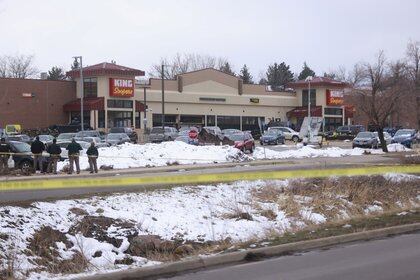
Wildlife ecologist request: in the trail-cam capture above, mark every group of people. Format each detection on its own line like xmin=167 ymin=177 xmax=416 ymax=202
xmin=0 ymin=137 xmax=100 ymax=175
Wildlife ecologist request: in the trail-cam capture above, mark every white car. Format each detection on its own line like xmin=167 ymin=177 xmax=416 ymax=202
xmin=268 ymin=127 xmax=300 ymax=142
xmin=373 ymin=131 xmax=392 ymax=146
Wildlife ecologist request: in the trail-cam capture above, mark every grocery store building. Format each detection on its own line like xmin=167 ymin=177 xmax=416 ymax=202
xmin=0 ymin=62 xmax=353 ymax=133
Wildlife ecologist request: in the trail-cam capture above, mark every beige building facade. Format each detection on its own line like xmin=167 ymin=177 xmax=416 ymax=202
xmin=137 ymin=68 xmax=298 ymax=131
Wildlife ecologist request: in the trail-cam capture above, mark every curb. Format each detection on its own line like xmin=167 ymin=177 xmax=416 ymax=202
xmin=76 ymin=222 xmax=420 ymax=280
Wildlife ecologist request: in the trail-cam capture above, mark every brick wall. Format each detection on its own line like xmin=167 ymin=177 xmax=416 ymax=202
xmin=0 ymin=78 xmax=76 ymax=129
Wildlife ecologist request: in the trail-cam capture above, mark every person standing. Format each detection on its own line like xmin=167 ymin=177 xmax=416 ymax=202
xmin=66 ymin=139 xmax=83 ymax=174
xmin=0 ymin=138 xmax=11 ymax=175
xmin=31 ymin=136 xmax=45 ymax=173
xmin=47 ymin=138 xmax=62 ymax=174
xmin=86 ymin=142 xmax=99 ymax=174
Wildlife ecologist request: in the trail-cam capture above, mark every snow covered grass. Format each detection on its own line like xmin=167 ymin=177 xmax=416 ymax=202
xmin=56 ymin=142 xmax=410 ymax=172
xmin=0 ymin=174 xmax=419 ymax=279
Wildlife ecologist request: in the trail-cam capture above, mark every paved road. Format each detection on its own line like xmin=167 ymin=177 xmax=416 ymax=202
xmin=0 ymin=153 xmax=399 ymax=204
xmin=168 ymin=233 xmax=420 ymax=280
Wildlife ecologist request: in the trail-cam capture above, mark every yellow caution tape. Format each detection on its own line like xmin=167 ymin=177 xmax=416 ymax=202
xmin=0 ymin=165 xmax=419 ymax=192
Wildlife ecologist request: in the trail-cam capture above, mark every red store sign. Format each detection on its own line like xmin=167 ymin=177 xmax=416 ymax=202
xmin=326 ymin=89 xmax=344 ymax=106
xmin=109 ymin=78 xmax=134 ymax=97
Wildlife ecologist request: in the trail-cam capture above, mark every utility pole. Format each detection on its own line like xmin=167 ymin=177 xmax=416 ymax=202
xmin=73 ymin=56 xmax=84 ymax=134
xmin=306 ymin=76 xmax=313 ymax=141
xmin=161 ymin=64 xmax=165 ymax=129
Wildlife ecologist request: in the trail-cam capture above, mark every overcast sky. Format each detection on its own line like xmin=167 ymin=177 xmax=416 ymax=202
xmin=0 ymin=0 xmax=419 ymax=79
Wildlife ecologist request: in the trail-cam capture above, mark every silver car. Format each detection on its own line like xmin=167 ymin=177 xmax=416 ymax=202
xmin=352 ymin=132 xmax=379 ymax=149
xmin=149 ymin=127 xmax=178 ymax=143
xmin=373 ymin=132 xmax=392 ymax=146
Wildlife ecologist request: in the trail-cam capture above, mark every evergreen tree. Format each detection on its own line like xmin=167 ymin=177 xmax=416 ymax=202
xmin=239 ymin=64 xmax=253 ymax=84
xmin=219 ymin=62 xmax=235 ymax=76
xmin=47 ymin=66 xmax=66 ymax=80
xmin=298 ymin=62 xmax=316 ymax=80
xmin=323 ymin=72 xmax=336 ymax=79
xmin=265 ymin=62 xmax=294 ymax=90
xmin=71 ymin=58 xmax=80 ymax=70
xmin=258 ymin=78 xmax=268 ymax=85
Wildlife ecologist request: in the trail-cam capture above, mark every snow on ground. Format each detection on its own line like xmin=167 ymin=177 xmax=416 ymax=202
xmin=56 ymin=142 xmax=410 ymax=172
xmin=1 ymin=175 xmax=418 ymax=279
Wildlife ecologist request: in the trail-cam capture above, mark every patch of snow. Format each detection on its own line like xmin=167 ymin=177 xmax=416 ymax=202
xmin=254 ymin=146 xmax=364 ymax=160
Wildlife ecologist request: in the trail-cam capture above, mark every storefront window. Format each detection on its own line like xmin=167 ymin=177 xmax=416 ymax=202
xmin=152 ymin=114 xmax=177 ymax=127
xmin=242 ymin=116 xmax=263 ymax=131
xmin=83 ymin=78 xmax=97 ymax=98
xmin=180 ymin=115 xmax=204 ymax=126
xmin=217 ymin=115 xmax=240 ymax=130
xmin=107 ymin=100 xmax=133 ymax=108
xmin=324 ymin=108 xmax=343 ymax=115
xmin=98 ymin=111 xmax=105 ymax=128
xmin=206 ymin=115 xmax=215 ymax=126
xmin=108 ymin=111 xmax=133 ymax=128
xmin=302 ymin=89 xmax=316 ymax=107
xmin=324 ymin=117 xmax=343 ymax=131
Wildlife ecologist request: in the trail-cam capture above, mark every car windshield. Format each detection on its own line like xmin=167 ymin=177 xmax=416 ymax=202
xmin=266 ymin=130 xmax=280 ymax=136
xmin=57 ymin=133 xmax=75 ymax=140
xmin=151 ymin=128 xmax=164 ymax=134
xmin=228 ymin=134 xmax=245 ymax=141
xmin=357 ymin=132 xmax=373 ymax=138
xmin=12 ymin=141 xmax=31 ymax=153
xmin=110 ymin=128 xmax=125 ymax=133
xmin=76 ymin=131 xmax=96 ymax=137
xmin=394 ymin=129 xmax=414 ymax=136
xmin=107 ymin=133 xmax=126 ymax=140
xmin=39 ymin=135 xmax=52 ymax=141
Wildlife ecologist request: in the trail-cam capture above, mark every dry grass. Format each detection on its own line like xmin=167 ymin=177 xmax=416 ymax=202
xmin=401 ymin=154 xmax=420 ymax=165
xmin=252 ymin=175 xmax=420 ymax=221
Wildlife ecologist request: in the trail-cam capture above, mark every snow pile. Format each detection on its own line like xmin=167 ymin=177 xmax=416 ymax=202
xmin=253 ymin=146 xmax=365 ymax=160
xmin=57 ymin=142 xmax=249 ymax=171
xmin=387 ymin=143 xmax=410 ymax=152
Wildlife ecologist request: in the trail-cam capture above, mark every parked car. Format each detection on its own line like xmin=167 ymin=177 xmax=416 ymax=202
xmin=74 ymin=130 xmax=102 ymax=142
xmin=49 ymin=123 xmax=92 ymax=134
xmin=352 ymin=132 xmax=378 ymax=149
xmin=337 ymin=125 xmax=365 ymax=136
xmin=8 ymin=141 xmax=49 ymax=172
xmin=37 ymin=134 xmax=54 ymax=145
xmin=6 ymin=134 xmax=32 ymax=144
xmin=109 ymin=127 xmax=137 ymax=143
xmin=57 ymin=132 xmax=76 ymax=142
xmin=222 ymin=129 xmax=242 ymax=137
xmin=149 ymin=127 xmax=178 ymax=143
xmin=373 ymin=131 xmax=392 ymax=147
xmin=391 ymin=129 xmax=417 ymax=148
xmin=260 ymin=130 xmax=285 ymax=145
xmin=228 ymin=132 xmax=255 ymax=153
xmin=106 ymin=133 xmax=131 ymax=146
xmin=268 ymin=127 xmax=300 ymax=142
xmin=202 ymin=126 xmax=223 ymax=140
xmin=57 ymin=140 xmax=90 ymax=159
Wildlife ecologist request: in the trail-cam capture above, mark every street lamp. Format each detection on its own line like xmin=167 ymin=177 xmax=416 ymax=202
xmin=73 ymin=56 xmax=84 ymax=134
xmin=305 ymin=75 xmax=313 ymax=141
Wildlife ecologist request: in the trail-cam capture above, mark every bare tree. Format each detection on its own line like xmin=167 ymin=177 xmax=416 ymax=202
xmin=406 ymin=40 xmax=420 ymax=129
xmin=2 ymin=54 xmax=38 ymax=79
xmin=149 ymin=53 xmax=230 ymax=79
xmin=0 ymin=56 xmax=7 ymax=78
xmin=350 ymin=51 xmax=410 ymax=152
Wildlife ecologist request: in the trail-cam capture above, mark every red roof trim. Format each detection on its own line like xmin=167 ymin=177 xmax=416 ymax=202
xmin=66 ymin=62 xmax=145 ymax=78
xmin=63 ymin=97 xmax=105 ymax=112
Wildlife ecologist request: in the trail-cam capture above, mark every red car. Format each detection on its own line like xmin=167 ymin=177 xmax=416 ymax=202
xmin=228 ymin=132 xmax=255 ymax=153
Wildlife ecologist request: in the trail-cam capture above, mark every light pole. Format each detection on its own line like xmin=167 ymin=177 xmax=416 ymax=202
xmin=73 ymin=56 xmax=84 ymax=134
xmin=305 ymin=76 xmax=313 ymax=141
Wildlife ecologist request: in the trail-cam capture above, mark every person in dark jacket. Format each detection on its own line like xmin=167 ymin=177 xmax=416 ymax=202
xmin=31 ymin=136 xmax=45 ymax=173
xmin=86 ymin=142 xmax=99 ymax=173
xmin=0 ymin=138 xmax=11 ymax=174
xmin=47 ymin=138 xmax=62 ymax=174
xmin=66 ymin=138 xmax=83 ymax=174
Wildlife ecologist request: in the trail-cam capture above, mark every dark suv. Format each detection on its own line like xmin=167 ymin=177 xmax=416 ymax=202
xmin=109 ymin=127 xmax=138 ymax=143
xmin=8 ymin=141 xmax=49 ymax=172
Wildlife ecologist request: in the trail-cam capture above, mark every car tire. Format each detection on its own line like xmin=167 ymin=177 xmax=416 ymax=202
xmin=20 ymin=160 xmax=32 ymax=173
xmin=292 ymin=136 xmax=299 ymax=143
xmin=276 ymin=139 xmax=281 ymax=145
xmin=249 ymin=145 xmax=255 ymax=153
xmin=167 ymin=137 xmax=172 ymax=141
